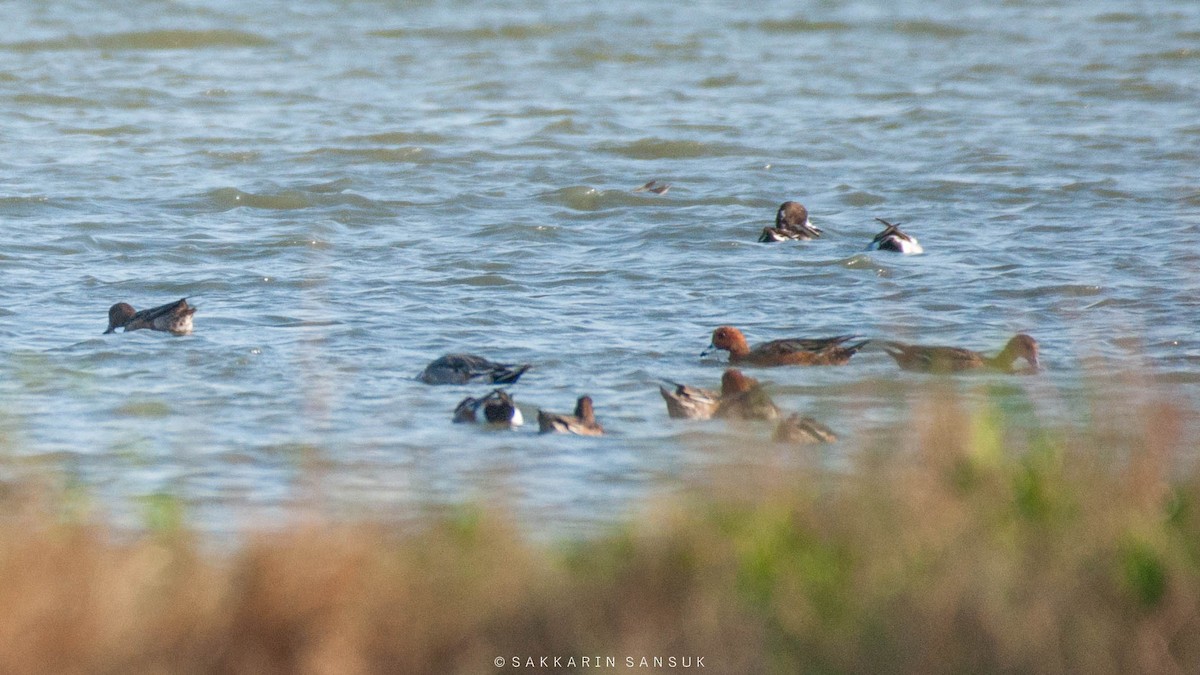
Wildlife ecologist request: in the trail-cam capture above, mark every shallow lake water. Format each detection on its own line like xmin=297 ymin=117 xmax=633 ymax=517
xmin=2 ymin=0 xmax=1198 ymax=535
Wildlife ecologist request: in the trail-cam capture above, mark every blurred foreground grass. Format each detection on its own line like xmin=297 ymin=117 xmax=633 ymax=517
xmin=0 ymin=384 xmax=1198 ymax=674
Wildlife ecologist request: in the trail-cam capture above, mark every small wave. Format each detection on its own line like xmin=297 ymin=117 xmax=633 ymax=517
xmin=3 ymin=29 xmax=272 ymax=52
xmin=996 ymin=284 xmax=1104 ymax=300
xmin=837 ymin=189 xmax=887 ymax=207
xmin=698 ymin=74 xmax=749 ymax=89
xmin=597 ymin=137 xmax=752 ymax=160
xmin=344 ymin=131 xmax=450 ymax=145
xmin=539 ymin=185 xmax=677 ymax=212
xmin=114 ymin=400 xmax=173 ymax=418
xmin=1144 ymin=48 xmax=1199 ymax=62
xmin=1090 ymin=78 xmax=1189 ymax=103
xmin=370 ymin=22 xmax=569 ymax=41
xmin=563 ymin=45 xmax=656 ymax=64
xmin=61 ymin=125 xmax=146 ymax=137
xmin=890 ymin=20 xmax=973 ymax=39
xmin=1093 ymin=12 xmax=1143 ymax=24
xmin=304 ymin=147 xmax=432 ymax=163
xmin=202 ymin=150 xmax=262 ymax=162
xmin=840 ymin=254 xmax=891 ymax=276
xmin=12 ymin=93 xmax=94 ymax=107
xmin=201 ymin=187 xmax=383 ymax=212
xmin=455 ymin=274 xmax=520 ymax=288
xmin=748 ymin=18 xmax=852 ymax=33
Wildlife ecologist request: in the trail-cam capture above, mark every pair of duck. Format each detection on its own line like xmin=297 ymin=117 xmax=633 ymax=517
xmin=759 ymin=201 xmax=924 ymax=255
xmin=660 ymin=368 xmax=838 ymax=445
xmin=452 ymin=388 xmax=603 ymax=436
xmin=704 ymin=326 xmax=1040 ymax=374
xmin=423 ymin=354 xmax=603 ymax=436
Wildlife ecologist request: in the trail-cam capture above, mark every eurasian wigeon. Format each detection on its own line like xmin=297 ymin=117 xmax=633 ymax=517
xmin=537 ymin=396 xmax=604 ymax=436
xmin=880 ymin=334 xmax=1040 ymax=373
xmin=104 ymin=298 xmax=196 ymax=336
xmin=867 ymin=218 xmax=923 ymax=254
xmin=418 ymin=354 xmax=531 ymax=385
xmin=772 ymin=413 xmax=838 ymax=444
xmin=453 ymin=389 xmax=524 ymax=426
xmin=759 ymin=201 xmax=822 ymax=242
xmin=659 ymin=380 xmax=721 ymax=420
xmin=702 ymin=326 xmax=867 ymax=366
xmin=714 ymin=369 xmax=780 ymax=421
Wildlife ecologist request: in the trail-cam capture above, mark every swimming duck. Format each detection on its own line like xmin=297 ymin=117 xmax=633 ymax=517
xmin=714 ymin=369 xmax=780 ymax=421
xmin=867 ymin=218 xmax=923 ymax=254
xmin=538 ymin=396 xmax=604 ymax=436
xmin=702 ymin=326 xmax=867 ymax=366
xmin=453 ymin=389 xmax=524 ymax=426
xmin=104 ymin=298 xmax=196 ymax=335
xmin=758 ymin=201 xmax=822 ymax=242
xmin=772 ymin=413 xmax=838 ymax=444
xmin=659 ymin=380 xmax=721 ymax=420
xmin=880 ymin=334 xmax=1040 ymax=373
xmin=418 ymin=354 xmax=531 ymax=385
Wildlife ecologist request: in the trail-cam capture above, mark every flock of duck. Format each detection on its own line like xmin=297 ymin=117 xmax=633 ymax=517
xmin=103 ymin=201 xmax=1040 ymax=444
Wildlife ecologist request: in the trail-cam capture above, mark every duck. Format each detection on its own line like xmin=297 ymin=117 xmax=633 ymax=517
xmin=867 ymin=218 xmax=923 ymax=254
xmin=418 ymin=354 xmax=531 ymax=385
xmin=702 ymin=326 xmax=867 ymax=366
xmin=714 ymin=369 xmax=780 ymax=421
xmin=104 ymin=298 xmax=196 ymax=335
xmin=453 ymin=389 xmax=523 ymax=426
xmin=659 ymin=379 xmax=721 ymax=420
xmin=879 ymin=334 xmax=1040 ymax=373
xmin=537 ymin=396 xmax=604 ymax=436
xmin=758 ymin=201 xmax=822 ymax=242
xmin=772 ymin=413 xmax=838 ymax=444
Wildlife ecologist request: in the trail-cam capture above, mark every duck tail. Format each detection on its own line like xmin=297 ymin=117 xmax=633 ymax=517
xmin=494 ymin=364 xmax=532 ymax=385
xmin=844 ymin=339 xmax=871 ymax=355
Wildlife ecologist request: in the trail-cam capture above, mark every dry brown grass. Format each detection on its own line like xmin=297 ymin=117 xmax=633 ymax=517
xmin=0 ymin=385 xmax=1198 ymax=674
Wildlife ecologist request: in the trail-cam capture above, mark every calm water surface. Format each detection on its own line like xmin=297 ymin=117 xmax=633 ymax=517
xmin=2 ymin=0 xmax=1198 ymax=535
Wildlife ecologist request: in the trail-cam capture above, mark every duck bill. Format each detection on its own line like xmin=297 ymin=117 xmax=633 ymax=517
xmin=700 ymin=343 xmax=717 ymax=357
xmin=1027 ymin=355 xmax=1040 ymax=371
xmin=103 ymin=326 xmax=117 ymax=334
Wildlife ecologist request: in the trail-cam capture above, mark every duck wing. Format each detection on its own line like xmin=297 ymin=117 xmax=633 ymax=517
xmin=757 ymin=335 xmax=858 ymax=355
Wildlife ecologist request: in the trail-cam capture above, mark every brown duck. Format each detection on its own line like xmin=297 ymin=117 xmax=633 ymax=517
xmin=538 ymin=396 xmax=604 ymax=436
xmin=703 ymin=326 xmax=866 ymax=366
xmin=880 ymin=334 xmax=1040 ymax=373
xmin=714 ymin=369 xmax=780 ymax=421
xmin=104 ymin=298 xmax=195 ymax=335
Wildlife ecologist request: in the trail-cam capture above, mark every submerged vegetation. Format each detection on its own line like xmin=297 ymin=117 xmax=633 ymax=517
xmin=0 ymin=383 xmax=1197 ymax=673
